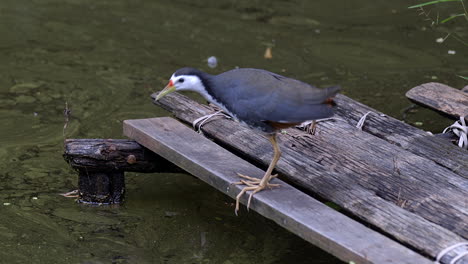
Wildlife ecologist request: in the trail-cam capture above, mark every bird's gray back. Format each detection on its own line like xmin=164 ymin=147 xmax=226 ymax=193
xmin=211 ymin=68 xmax=339 ymax=128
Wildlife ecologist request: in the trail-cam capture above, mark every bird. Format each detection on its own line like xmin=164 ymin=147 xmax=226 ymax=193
xmin=155 ymin=67 xmax=340 ymax=214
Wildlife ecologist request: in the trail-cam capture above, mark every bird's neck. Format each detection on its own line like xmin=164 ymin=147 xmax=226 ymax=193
xmin=196 ymin=73 xmax=235 ymax=117
xmin=195 ymin=72 xmax=217 ymax=102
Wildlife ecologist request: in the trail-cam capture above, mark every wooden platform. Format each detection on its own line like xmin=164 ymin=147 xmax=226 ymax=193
xmin=406 ymin=82 xmax=468 ymax=119
xmin=123 ymin=117 xmax=431 ymax=264
xmin=135 ymin=91 xmax=468 ymax=264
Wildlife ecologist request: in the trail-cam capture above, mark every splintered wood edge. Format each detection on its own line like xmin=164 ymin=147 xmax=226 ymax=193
xmin=123 ymin=117 xmax=431 ymax=264
xmin=406 ymin=82 xmax=468 ymax=118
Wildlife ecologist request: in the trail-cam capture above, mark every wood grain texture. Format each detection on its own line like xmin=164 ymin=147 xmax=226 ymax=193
xmin=333 ymin=94 xmax=468 ymax=178
xmin=151 ymin=92 xmax=468 ymax=264
xmin=406 ymin=82 xmax=468 ymax=118
xmin=123 ymin=117 xmax=432 ymax=264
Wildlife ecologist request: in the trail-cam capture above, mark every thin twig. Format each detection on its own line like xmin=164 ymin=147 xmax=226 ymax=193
xmin=63 ymin=101 xmax=70 ymax=140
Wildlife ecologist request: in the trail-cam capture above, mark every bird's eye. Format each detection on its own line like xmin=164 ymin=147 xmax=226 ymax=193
xmin=179 ymin=78 xmax=185 ymax=83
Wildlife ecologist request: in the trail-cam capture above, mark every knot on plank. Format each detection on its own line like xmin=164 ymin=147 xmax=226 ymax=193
xmin=443 ymin=116 xmax=468 ymax=149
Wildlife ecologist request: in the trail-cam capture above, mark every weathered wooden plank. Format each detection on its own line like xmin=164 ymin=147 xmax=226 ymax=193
xmin=406 ymin=82 xmax=468 ymax=118
xmin=151 ymin=92 xmax=468 ymax=264
xmin=123 ymin=117 xmax=432 ymax=264
xmin=64 ymin=139 xmax=182 ymax=173
xmin=333 ymin=94 xmax=468 ymax=178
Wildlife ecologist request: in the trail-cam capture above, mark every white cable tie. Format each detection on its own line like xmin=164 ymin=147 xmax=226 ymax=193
xmin=192 ymin=111 xmax=231 ymax=133
xmin=450 ymin=251 xmax=468 ymax=264
xmin=435 ymin=242 xmax=468 ymax=264
xmin=356 ymin=111 xmax=372 ymax=130
xmin=442 ymin=116 xmax=467 ymax=149
xmin=296 ymin=118 xmax=335 ymax=129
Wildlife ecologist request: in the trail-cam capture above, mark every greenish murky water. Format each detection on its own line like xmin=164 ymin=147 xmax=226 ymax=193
xmin=0 ymin=0 xmax=466 ymax=263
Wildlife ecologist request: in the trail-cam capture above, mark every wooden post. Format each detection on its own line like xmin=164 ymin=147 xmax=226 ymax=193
xmin=63 ymin=139 xmax=182 ymax=204
xmin=77 ymin=170 xmax=125 ymax=204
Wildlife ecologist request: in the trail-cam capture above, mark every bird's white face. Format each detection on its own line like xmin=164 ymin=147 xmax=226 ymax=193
xmin=156 ymin=73 xmax=208 ymax=101
xmin=169 ymin=74 xmax=204 ymax=93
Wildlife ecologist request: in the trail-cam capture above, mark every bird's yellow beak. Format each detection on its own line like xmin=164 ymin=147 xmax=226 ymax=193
xmin=155 ymin=80 xmax=175 ymax=100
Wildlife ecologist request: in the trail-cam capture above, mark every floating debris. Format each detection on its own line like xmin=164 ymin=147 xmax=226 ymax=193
xmin=207 ymin=56 xmax=218 ymax=68
xmin=60 ymin=189 xmax=79 ymax=198
xmin=164 ymin=211 xmax=179 ymax=217
xmin=200 ymin=231 xmax=207 ymax=247
xmin=264 ymin=47 xmax=272 ymax=59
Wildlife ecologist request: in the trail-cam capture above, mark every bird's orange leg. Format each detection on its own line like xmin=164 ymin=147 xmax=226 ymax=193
xmin=234 ymin=134 xmax=281 ymax=215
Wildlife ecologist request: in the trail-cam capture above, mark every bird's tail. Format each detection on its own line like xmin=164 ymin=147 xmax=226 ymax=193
xmin=324 ymin=85 xmax=341 ymax=97
xmin=323 ymin=85 xmax=340 ymax=106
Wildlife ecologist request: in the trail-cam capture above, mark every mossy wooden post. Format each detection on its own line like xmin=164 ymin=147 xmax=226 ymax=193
xmin=76 ymin=170 xmax=125 ymax=204
xmin=64 ymin=139 xmax=182 ymax=204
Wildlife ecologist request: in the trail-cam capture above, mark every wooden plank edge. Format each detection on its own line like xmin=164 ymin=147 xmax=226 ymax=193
xmin=123 ymin=117 xmax=432 ymax=264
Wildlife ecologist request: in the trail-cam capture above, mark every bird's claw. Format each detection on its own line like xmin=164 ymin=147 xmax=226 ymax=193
xmin=234 ymin=173 xmax=280 ymax=215
xmin=238 ymin=173 xmax=277 ymax=182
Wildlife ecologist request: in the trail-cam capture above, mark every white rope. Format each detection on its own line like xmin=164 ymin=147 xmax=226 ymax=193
xmin=356 ymin=111 xmax=372 ymax=130
xmin=450 ymin=252 xmax=468 ymax=264
xmin=296 ymin=118 xmax=335 ymax=129
xmin=442 ymin=116 xmax=467 ymax=149
xmin=435 ymin=242 xmax=468 ymax=264
xmin=192 ymin=111 xmax=231 ymax=133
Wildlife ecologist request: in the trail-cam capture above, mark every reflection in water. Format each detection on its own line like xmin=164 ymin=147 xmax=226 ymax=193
xmin=0 ymin=0 xmax=466 ymax=263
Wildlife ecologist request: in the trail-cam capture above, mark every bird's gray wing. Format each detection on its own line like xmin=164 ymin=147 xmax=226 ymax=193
xmin=214 ymin=69 xmax=339 ymax=123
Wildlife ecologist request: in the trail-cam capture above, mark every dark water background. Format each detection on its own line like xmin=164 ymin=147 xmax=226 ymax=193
xmin=0 ymin=0 xmax=466 ymax=263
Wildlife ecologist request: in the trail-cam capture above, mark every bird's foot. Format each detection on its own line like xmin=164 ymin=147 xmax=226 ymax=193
xmin=294 ymin=118 xmax=336 ymax=138
xmin=295 ymin=120 xmax=317 ymax=136
xmin=234 ymin=173 xmax=280 ymax=215
xmin=234 ymin=173 xmax=278 ymax=185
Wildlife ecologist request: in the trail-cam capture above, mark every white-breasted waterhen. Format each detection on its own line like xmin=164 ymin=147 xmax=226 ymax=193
xmin=156 ymin=67 xmax=340 ymax=214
